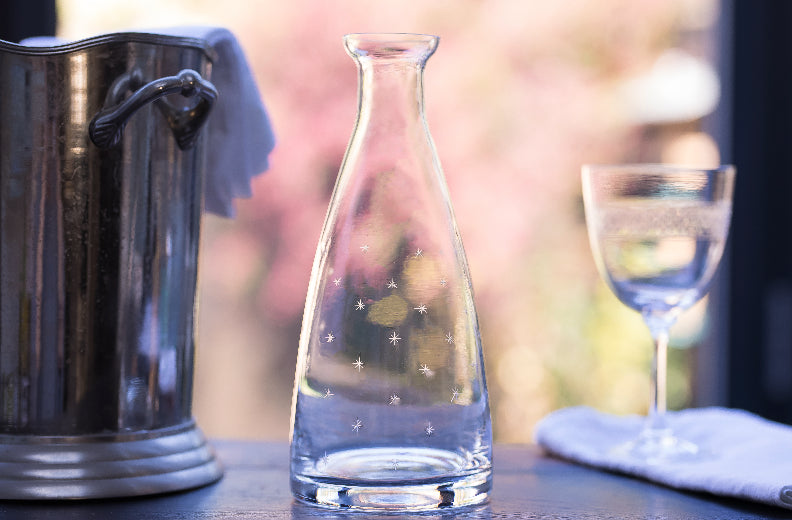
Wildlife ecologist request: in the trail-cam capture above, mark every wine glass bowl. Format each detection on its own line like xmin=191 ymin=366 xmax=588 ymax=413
xmin=582 ymin=164 xmax=735 ymax=462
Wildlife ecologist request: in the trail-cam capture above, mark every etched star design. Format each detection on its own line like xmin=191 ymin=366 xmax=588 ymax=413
xmin=325 ymin=332 xmax=335 ymax=343
xmin=352 ymin=418 xmax=363 ymax=433
xmin=388 ymin=331 xmax=401 ymax=346
xmin=360 ymin=244 xmax=370 ymax=253
xmin=419 ymin=364 xmax=431 ymax=377
xmin=451 ymin=387 xmax=460 ymax=402
xmin=445 ymin=332 xmax=454 ymax=344
xmin=414 ymin=304 xmax=427 ymax=315
xmin=414 ymin=249 xmax=423 ymax=257
xmin=440 ymin=278 xmax=447 ymax=287
xmin=319 ymin=452 xmax=329 ymax=467
xmin=355 ymin=299 xmax=365 ymax=310
xmin=323 ymin=388 xmax=334 ymax=398
xmin=353 ymin=357 xmax=364 ymax=371
xmin=333 ymin=278 xmax=342 ymax=287
xmin=425 ymin=423 xmax=435 ymax=436
xmin=388 ymin=394 xmax=401 ymax=406
xmin=390 ymin=460 xmax=400 ymax=471
xmin=387 ymin=278 xmax=398 ymax=289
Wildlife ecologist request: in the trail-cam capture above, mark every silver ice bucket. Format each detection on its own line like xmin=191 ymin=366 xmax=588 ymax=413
xmin=0 ymin=32 xmax=222 ymax=498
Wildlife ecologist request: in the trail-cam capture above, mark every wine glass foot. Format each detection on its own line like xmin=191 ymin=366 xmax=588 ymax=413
xmin=612 ymin=428 xmax=700 ymax=465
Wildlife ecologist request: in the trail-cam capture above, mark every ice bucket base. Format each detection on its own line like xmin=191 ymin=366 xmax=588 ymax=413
xmin=0 ymin=420 xmax=222 ymax=499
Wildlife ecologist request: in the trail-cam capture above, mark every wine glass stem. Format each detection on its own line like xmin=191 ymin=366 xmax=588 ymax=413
xmin=649 ymin=328 xmax=669 ymax=432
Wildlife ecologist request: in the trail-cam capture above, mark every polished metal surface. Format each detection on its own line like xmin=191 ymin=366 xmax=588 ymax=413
xmin=0 ymin=33 xmax=221 ymax=498
xmin=90 ymin=68 xmax=218 ymax=150
xmin=0 ymin=421 xmax=222 ymax=499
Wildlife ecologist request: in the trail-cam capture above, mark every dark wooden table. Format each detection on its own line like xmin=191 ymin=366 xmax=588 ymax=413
xmin=0 ymin=440 xmax=788 ymax=519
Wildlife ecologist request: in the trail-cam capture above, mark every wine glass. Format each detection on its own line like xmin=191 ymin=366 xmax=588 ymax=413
xmin=581 ymin=164 xmax=735 ymax=462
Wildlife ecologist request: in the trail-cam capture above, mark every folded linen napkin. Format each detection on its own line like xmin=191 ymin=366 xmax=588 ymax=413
xmin=156 ymin=26 xmax=275 ymax=217
xmin=534 ymin=406 xmax=792 ymax=510
xmin=22 ymin=27 xmax=275 ymax=217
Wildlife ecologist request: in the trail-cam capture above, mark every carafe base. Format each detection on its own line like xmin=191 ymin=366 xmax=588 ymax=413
xmin=291 ymin=446 xmax=491 ymax=511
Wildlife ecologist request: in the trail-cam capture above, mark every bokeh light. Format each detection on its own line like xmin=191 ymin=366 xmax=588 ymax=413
xmin=56 ymin=0 xmax=724 ymax=442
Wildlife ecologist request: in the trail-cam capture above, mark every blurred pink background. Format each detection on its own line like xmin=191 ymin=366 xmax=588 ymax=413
xmin=57 ymin=0 xmax=724 ymax=442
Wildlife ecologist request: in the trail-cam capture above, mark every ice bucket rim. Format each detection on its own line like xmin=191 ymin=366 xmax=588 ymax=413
xmin=0 ymin=32 xmax=215 ymax=60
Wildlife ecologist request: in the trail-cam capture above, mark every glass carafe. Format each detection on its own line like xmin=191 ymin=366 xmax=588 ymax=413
xmin=289 ymin=33 xmax=492 ymax=511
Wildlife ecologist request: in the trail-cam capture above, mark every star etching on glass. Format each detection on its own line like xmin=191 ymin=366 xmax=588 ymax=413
xmin=323 ymin=388 xmax=334 ymax=399
xmin=440 ymin=278 xmax=447 ymax=287
xmin=445 ymin=332 xmax=454 ymax=344
xmin=319 ymin=452 xmax=329 ymax=467
xmin=325 ymin=332 xmax=335 ymax=343
xmin=414 ymin=304 xmax=427 ymax=315
xmin=360 ymin=244 xmax=370 ymax=253
xmin=353 ymin=357 xmax=364 ymax=371
xmin=333 ymin=278 xmax=342 ymax=287
xmin=451 ymin=387 xmax=460 ymax=402
xmin=414 ymin=248 xmax=423 ymax=257
xmin=387 ymin=278 xmax=398 ymax=289
xmin=352 ymin=418 xmax=363 ymax=433
xmin=388 ymin=331 xmax=402 ymax=346
xmin=390 ymin=460 xmax=400 ymax=471
xmin=389 ymin=394 xmax=401 ymax=406
xmin=419 ymin=364 xmax=432 ymax=377
xmin=355 ymin=299 xmax=365 ymax=310
xmin=425 ymin=423 xmax=435 ymax=436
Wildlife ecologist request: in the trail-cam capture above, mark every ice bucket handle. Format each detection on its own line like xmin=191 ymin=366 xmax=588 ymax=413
xmin=89 ymin=69 xmax=218 ymax=150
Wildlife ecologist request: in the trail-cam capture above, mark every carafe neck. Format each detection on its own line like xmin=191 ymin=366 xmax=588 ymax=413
xmin=344 ymin=34 xmax=438 ymax=130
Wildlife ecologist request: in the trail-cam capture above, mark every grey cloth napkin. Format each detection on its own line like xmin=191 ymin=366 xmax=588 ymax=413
xmin=156 ymin=26 xmax=275 ymax=217
xmin=535 ymin=406 xmax=792 ymax=510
